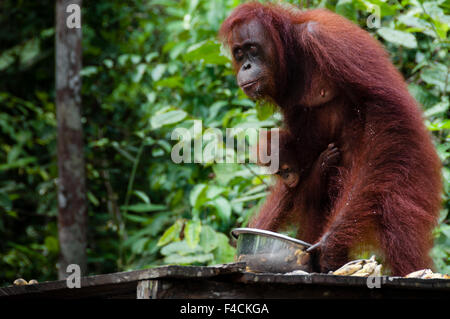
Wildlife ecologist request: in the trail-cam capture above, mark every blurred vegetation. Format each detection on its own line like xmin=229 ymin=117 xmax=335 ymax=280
xmin=0 ymin=0 xmax=448 ymax=285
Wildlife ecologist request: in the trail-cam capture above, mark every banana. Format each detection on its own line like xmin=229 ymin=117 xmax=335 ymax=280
xmin=351 ymin=261 xmax=378 ymax=277
xmin=404 ymin=269 xmax=450 ymax=279
xmin=404 ymin=269 xmax=433 ymax=278
xmin=372 ymin=264 xmax=383 ymax=277
xmin=332 ymin=260 xmax=449 ymax=279
xmin=422 ymin=273 xmax=449 ymax=279
xmin=333 ymin=261 xmax=364 ymax=275
xmin=332 ymin=255 xmax=382 ymax=277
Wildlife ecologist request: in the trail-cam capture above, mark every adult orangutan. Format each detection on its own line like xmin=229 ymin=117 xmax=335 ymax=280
xmin=219 ymin=2 xmax=442 ymax=276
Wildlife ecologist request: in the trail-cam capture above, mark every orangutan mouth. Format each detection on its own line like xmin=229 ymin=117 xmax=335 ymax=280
xmin=241 ymin=78 xmax=261 ymax=89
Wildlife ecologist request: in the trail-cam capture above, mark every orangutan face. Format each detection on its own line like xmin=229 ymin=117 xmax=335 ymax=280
xmin=230 ymin=19 xmax=277 ymax=100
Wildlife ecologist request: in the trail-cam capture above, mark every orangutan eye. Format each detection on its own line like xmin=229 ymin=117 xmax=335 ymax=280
xmin=249 ymin=45 xmax=258 ymax=57
xmin=234 ymin=48 xmax=244 ymax=61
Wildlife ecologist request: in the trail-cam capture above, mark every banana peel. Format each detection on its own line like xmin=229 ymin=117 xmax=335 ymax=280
xmin=332 ymin=255 xmax=381 ymax=277
xmin=405 ymin=269 xmax=450 ymax=279
xmin=351 ymin=260 xmax=378 ymax=277
xmin=333 ymin=262 xmax=363 ymax=275
xmin=332 ymin=260 xmax=450 ymax=279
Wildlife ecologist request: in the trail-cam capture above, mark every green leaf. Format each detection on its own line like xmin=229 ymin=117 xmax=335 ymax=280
xmin=210 ymin=196 xmax=231 ymax=221
xmin=440 ymin=224 xmax=450 ymax=240
xmin=118 ymin=54 xmax=130 ymax=66
xmin=163 ymin=253 xmax=214 ymax=264
xmin=157 ymin=219 xmax=183 ymax=246
xmin=232 ymin=192 xmax=268 ymax=203
xmin=123 ymin=213 xmax=173 ymax=247
xmin=184 ymin=220 xmax=202 ymax=248
xmin=0 ymin=157 xmax=37 ymax=171
xmin=426 ymin=119 xmax=450 ymax=131
xmin=0 ymin=47 xmax=16 ymax=71
xmin=20 ymin=38 xmax=40 ymax=68
xmin=121 ymin=203 xmax=166 ymax=213
xmin=81 ymin=66 xmax=98 ymax=77
xmin=87 ymin=192 xmax=100 ymax=206
xmin=129 ymin=55 xmax=141 ymax=64
xmin=436 ymin=143 xmax=450 ymax=163
xmin=421 ymin=63 xmax=449 ymax=92
xmin=377 ymin=27 xmax=417 ymax=48
xmin=212 ymin=233 xmax=236 ymax=264
xmin=212 ymin=163 xmax=240 ymax=185
xmin=397 ymin=15 xmax=435 ymax=38
xmin=132 ymin=63 xmax=147 ymax=83
xmin=124 ymin=213 xmax=150 ymax=223
xmin=160 ymin=240 xmax=203 ymax=256
xmin=438 ymin=209 xmax=448 ymax=224
xmin=145 ymin=52 xmax=158 ymax=63
xmin=132 ymin=190 xmax=150 ymax=204
xmin=241 ymin=184 xmax=268 ymax=196
xmin=155 ymin=76 xmax=183 ymax=88
xmin=131 ymin=237 xmax=149 ymax=254
xmin=199 ymin=226 xmax=219 ymax=253
xmin=442 ymin=167 xmax=450 ymax=195
xmin=371 ymin=0 xmax=397 ymax=16
xmin=0 ymin=192 xmax=12 ymax=211
xmin=184 ymin=40 xmax=229 ymax=65
xmin=255 ymin=100 xmax=276 ymax=121
xmin=205 ymin=185 xmax=225 ymax=200
xmin=151 ymin=64 xmax=166 ymax=81
xmin=103 ymin=59 xmax=113 ymax=68
xmin=44 ymin=236 xmax=59 ymax=254
xmin=335 ymin=0 xmax=357 ymax=21
xmin=408 ymin=83 xmax=440 ymax=108
xmin=431 ymin=17 xmax=449 ymax=40
xmin=189 ymin=184 xmax=208 ymax=209
xmin=150 ymin=110 xmax=187 ymax=129
xmin=424 ymin=97 xmax=449 ymax=117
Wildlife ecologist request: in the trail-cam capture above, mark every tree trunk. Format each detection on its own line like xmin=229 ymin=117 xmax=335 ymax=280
xmin=55 ymin=0 xmax=87 ymax=280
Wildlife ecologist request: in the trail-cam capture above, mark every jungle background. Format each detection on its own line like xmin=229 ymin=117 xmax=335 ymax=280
xmin=0 ymin=0 xmax=448 ymax=285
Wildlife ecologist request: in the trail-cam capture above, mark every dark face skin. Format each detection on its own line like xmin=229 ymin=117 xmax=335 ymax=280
xmin=231 ymin=19 xmax=276 ymax=99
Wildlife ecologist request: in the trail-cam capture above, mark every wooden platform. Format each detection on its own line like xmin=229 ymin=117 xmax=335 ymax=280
xmin=1 ymin=263 xmax=449 ymax=299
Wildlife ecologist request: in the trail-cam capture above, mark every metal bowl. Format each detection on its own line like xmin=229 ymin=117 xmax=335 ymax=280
xmin=231 ymin=228 xmax=313 ymax=273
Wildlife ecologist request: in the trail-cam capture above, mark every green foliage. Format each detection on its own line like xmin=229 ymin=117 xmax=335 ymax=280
xmin=0 ymin=0 xmax=449 ymax=285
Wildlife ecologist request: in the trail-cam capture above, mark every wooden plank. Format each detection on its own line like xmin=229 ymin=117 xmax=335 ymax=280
xmin=137 ymin=271 xmax=449 ymax=299
xmin=0 ymin=263 xmax=246 ymax=298
xmin=137 ymin=280 xmax=159 ymax=299
xmin=238 ymin=272 xmax=450 ymax=290
xmin=1 ymin=263 xmax=449 ymax=299
xmin=137 ymin=278 xmax=449 ymax=299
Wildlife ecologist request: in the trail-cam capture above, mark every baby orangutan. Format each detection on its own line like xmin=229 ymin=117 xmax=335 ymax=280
xmin=251 ymin=129 xmax=340 ymax=244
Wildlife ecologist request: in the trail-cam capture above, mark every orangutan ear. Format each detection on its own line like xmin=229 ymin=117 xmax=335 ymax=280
xmin=284 ymin=172 xmax=299 ymax=188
